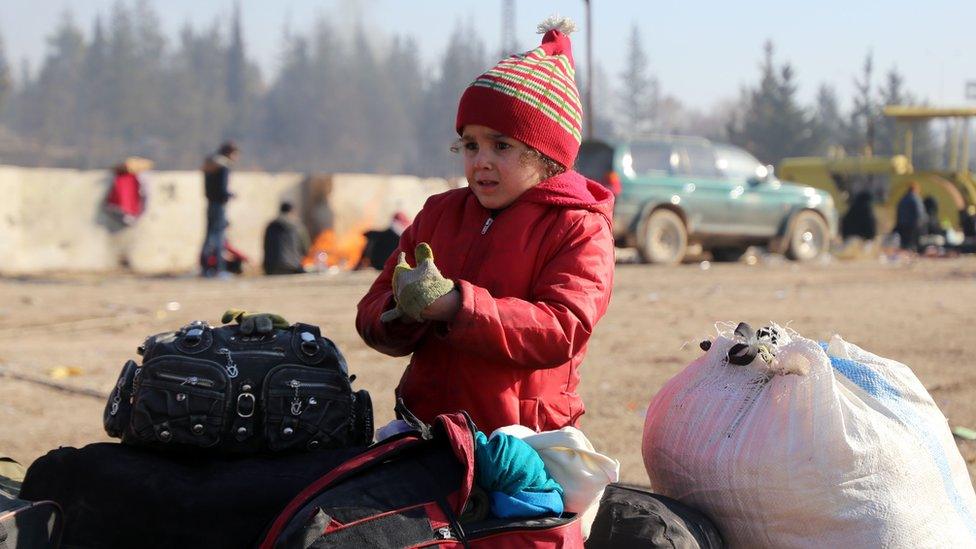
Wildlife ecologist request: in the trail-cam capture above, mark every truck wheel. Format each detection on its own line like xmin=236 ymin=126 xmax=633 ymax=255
xmin=638 ymin=209 xmax=687 ymax=265
xmin=786 ymin=211 xmax=830 ymax=262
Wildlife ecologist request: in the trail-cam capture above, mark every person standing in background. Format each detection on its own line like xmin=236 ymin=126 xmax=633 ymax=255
xmin=199 ymin=141 xmax=239 ymax=278
xmin=894 ymin=182 xmax=926 ymax=253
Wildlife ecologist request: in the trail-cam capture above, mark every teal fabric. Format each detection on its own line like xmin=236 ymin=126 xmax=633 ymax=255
xmin=490 ymin=489 xmax=564 ymax=518
xmin=474 ymin=431 xmax=563 ymax=496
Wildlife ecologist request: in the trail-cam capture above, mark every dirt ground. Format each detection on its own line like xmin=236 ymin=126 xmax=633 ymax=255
xmin=2 ymin=256 xmax=976 ymax=485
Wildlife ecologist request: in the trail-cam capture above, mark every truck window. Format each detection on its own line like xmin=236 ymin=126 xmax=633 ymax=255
xmin=629 ymin=142 xmax=674 ymax=174
xmin=681 ymin=144 xmax=721 ymax=177
xmin=714 ymin=145 xmax=764 ymax=179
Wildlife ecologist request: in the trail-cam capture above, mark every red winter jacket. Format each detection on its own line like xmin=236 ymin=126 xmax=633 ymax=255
xmin=356 ymin=170 xmax=615 ymax=433
xmin=106 ymin=173 xmax=145 ymax=218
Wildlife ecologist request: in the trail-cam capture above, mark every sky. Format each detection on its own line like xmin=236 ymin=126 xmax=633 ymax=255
xmin=2 ymin=0 xmax=975 ymax=112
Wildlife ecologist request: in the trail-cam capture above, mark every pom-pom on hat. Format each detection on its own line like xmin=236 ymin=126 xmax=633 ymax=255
xmin=456 ymin=16 xmax=583 ymax=168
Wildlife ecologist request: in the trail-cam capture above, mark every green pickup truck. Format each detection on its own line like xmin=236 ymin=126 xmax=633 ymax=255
xmin=577 ymin=136 xmax=838 ymax=264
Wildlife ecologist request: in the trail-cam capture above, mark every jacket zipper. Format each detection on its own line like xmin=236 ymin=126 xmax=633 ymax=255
xmin=157 ymin=372 xmax=216 ymax=388
xmin=481 ymin=217 xmax=494 ymax=235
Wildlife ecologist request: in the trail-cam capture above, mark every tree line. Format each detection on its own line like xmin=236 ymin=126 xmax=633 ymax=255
xmin=0 ymin=1 xmax=934 ymax=175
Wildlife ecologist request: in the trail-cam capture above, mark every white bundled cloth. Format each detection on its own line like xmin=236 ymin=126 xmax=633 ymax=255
xmin=492 ymin=425 xmax=620 ymax=539
xmin=642 ymin=324 xmax=976 ymax=548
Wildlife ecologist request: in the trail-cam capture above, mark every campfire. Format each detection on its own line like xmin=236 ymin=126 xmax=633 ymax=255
xmin=302 ymin=226 xmax=368 ymax=271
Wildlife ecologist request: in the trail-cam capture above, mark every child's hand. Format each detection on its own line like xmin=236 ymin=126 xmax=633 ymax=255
xmin=421 ymin=289 xmax=460 ymax=322
xmin=380 ymin=243 xmax=455 ymax=323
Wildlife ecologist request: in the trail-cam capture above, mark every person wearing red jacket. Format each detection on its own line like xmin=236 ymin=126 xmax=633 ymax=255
xmin=357 ymin=17 xmax=615 ymax=434
xmin=105 ymin=162 xmax=146 ymax=226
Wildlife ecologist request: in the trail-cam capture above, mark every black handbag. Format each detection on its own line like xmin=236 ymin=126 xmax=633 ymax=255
xmin=104 ymin=316 xmax=373 ymax=453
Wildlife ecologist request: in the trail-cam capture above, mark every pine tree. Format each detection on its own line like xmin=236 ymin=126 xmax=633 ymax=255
xmin=580 ymin=62 xmax=615 ymax=141
xmin=162 ymin=22 xmax=232 ymax=167
xmin=874 ymin=67 xmax=905 ymax=157
xmin=26 ymin=11 xmax=87 ymax=163
xmin=225 ymin=1 xmax=248 ymax=140
xmin=384 ymin=36 xmax=425 ymax=172
xmin=811 ymin=84 xmax=846 ymax=156
xmin=876 ymin=67 xmax=936 ymax=169
xmin=846 ymin=51 xmax=875 ymax=156
xmin=617 ymin=24 xmax=658 ymax=138
xmin=77 ymin=17 xmax=113 ymax=167
xmin=420 ymin=21 xmax=487 ymax=176
xmin=728 ymin=41 xmax=815 ymax=165
xmin=347 ymin=24 xmax=389 ymax=171
xmin=262 ymin=24 xmax=319 ymax=170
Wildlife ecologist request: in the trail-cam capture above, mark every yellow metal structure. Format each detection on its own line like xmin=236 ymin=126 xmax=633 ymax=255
xmin=778 ymin=106 xmax=976 ymax=232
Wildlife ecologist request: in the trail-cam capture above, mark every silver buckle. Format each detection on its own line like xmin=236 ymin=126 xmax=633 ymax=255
xmin=236 ymin=392 xmax=255 ymax=418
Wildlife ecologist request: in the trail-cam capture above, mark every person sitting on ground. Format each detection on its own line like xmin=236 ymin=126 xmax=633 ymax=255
xmin=356 ymin=17 xmax=615 ymax=433
xmin=104 ymin=158 xmax=150 ymax=227
xmin=360 ymin=212 xmax=410 ymax=270
xmin=263 ymin=202 xmax=310 ymax=275
xmin=840 ymin=190 xmax=877 ymax=241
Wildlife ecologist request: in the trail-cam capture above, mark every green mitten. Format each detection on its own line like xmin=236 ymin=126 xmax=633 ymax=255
xmin=221 ymin=309 xmax=291 ymax=334
xmin=380 ymin=243 xmax=454 ymax=322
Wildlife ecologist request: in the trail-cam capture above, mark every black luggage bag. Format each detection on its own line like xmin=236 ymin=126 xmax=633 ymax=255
xmin=19 ymin=442 xmax=363 ymax=549
xmin=104 ymin=317 xmax=373 ymax=454
xmin=585 ymin=484 xmax=724 ymax=549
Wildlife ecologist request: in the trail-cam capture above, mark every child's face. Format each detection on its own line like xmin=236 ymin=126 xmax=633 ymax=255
xmin=460 ymin=125 xmax=545 ymax=210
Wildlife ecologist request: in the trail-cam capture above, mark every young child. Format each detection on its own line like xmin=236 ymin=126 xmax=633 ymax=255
xmin=356 ymin=17 xmax=614 ymax=434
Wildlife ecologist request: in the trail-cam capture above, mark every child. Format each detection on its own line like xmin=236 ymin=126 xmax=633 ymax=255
xmin=356 ymin=17 xmax=614 ymax=433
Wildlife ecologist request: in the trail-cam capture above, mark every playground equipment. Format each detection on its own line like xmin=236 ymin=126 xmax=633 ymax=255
xmin=779 ymin=106 xmax=976 ymax=232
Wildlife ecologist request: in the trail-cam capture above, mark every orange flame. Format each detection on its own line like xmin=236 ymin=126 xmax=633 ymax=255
xmin=303 ymin=226 xmax=369 ymax=270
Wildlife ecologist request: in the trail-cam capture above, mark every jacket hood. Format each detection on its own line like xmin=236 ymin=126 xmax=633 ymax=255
xmin=517 ymin=170 xmax=615 ymax=220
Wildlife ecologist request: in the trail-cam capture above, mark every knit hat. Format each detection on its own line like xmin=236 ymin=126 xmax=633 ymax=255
xmin=456 ymin=16 xmax=583 ymax=168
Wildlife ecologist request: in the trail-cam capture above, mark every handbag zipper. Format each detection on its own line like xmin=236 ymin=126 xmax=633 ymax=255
xmin=157 ymin=372 xmax=216 ymax=388
xmin=286 ymin=379 xmax=339 ymax=415
xmin=216 ymin=348 xmax=241 ymax=378
xmin=229 ymin=349 xmax=286 ymax=357
xmin=216 ymin=348 xmax=286 ymax=379
xmin=287 ymin=379 xmax=338 ymax=390
xmin=109 ymin=367 xmax=130 ymax=416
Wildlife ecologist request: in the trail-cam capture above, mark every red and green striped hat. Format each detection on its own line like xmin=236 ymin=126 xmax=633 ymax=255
xmin=456 ymin=16 xmax=583 ymax=168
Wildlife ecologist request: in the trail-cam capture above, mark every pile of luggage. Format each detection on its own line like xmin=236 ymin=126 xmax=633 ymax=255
xmin=8 ymin=311 xmax=713 ymax=548
xmin=11 ymin=317 xmax=969 ymax=548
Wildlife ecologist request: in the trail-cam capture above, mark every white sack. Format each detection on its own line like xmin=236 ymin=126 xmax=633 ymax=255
xmin=642 ymin=325 xmax=976 ymax=548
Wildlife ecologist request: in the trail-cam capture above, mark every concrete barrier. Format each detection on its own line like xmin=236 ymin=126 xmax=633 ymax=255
xmin=0 ymin=165 xmax=457 ymax=275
